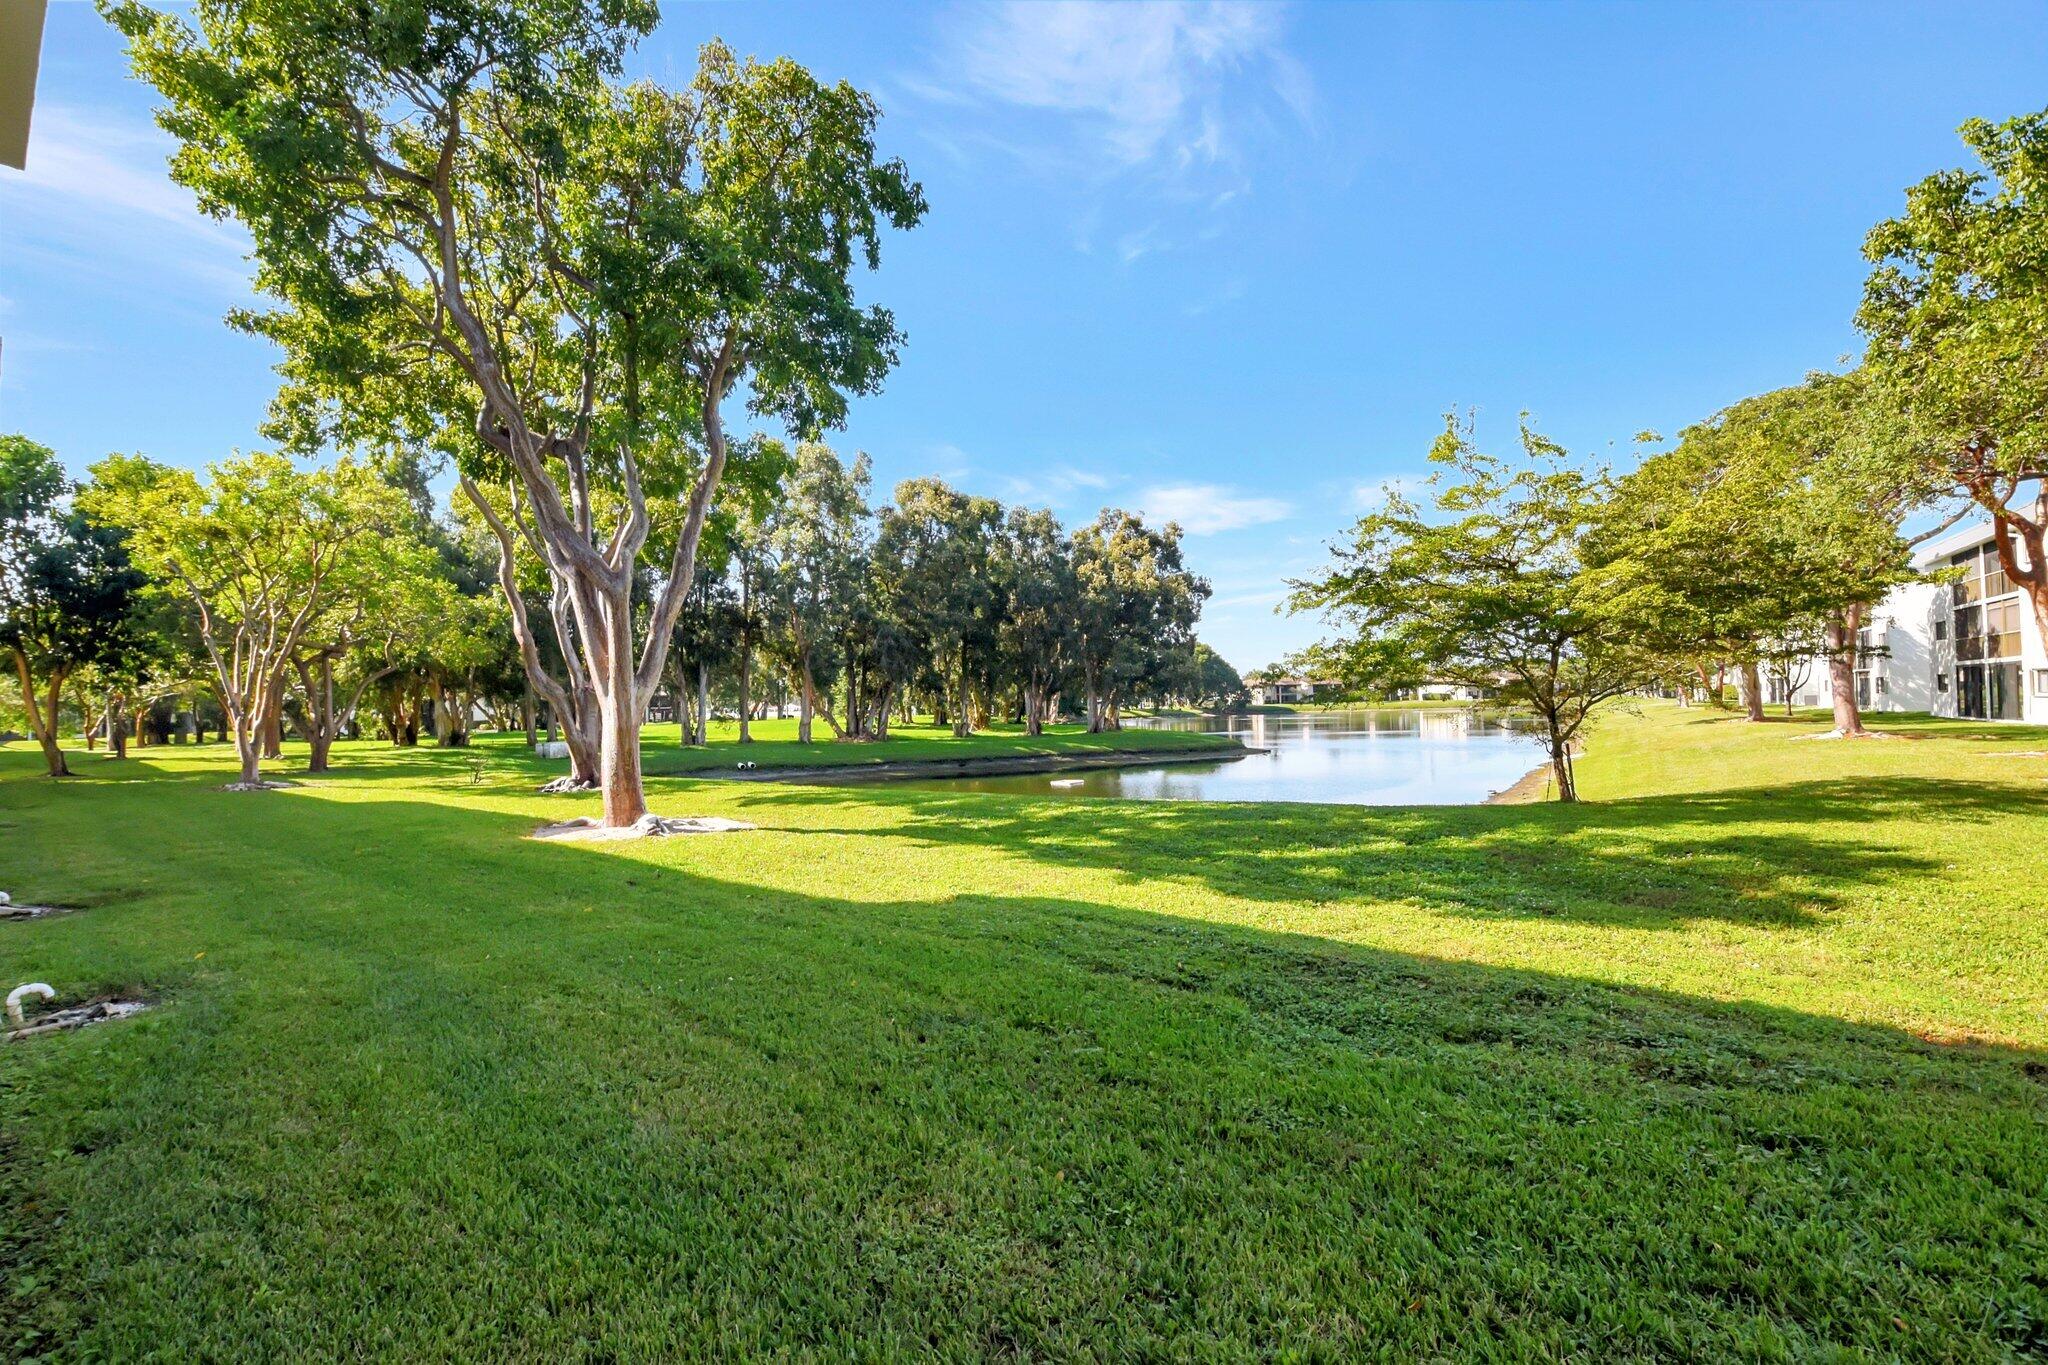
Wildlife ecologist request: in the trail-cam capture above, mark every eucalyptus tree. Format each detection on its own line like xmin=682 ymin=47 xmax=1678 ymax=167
xmin=1 ymin=437 xmax=146 ymax=777
xmin=84 ymin=453 xmax=416 ymax=787
xmin=1860 ymin=106 xmax=2048 ymax=644
xmin=760 ymin=444 xmax=871 ymax=743
xmin=1071 ymin=511 xmax=1208 ymax=732
xmin=113 ymin=3 xmax=924 ymax=827
xmin=876 ymin=480 xmax=1001 ymax=737
xmin=993 ymin=506 xmax=1079 ymax=735
xmin=1289 ymin=417 xmax=1647 ymax=802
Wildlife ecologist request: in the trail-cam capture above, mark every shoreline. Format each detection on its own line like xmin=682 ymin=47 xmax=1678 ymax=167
xmin=1486 ymin=760 xmax=1556 ymax=804
xmin=682 ymin=742 xmax=1253 ymax=785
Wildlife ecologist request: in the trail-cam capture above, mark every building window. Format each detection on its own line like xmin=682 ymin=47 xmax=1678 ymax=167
xmin=1934 ymin=618 xmax=1948 ymax=641
xmin=1936 ymin=672 xmax=1949 ymax=694
xmin=1875 ymin=676 xmax=1887 ymax=694
xmin=2034 ymin=669 xmax=2048 ymax=698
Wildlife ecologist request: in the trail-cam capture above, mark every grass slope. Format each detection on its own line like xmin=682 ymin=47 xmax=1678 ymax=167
xmin=1 ymin=704 xmax=2044 ymax=1358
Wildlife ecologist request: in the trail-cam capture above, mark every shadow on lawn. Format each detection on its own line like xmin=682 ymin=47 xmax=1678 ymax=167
xmin=4 ymin=775 xmax=2046 ymax=1356
xmin=716 ymin=775 xmax=2035 ymax=931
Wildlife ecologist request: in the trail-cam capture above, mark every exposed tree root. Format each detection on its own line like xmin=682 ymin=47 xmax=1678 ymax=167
xmin=5 ymin=998 xmax=150 ymax=1042
xmin=221 ymin=780 xmax=297 ymax=792
xmin=530 ymin=813 xmax=757 ymax=842
xmin=536 ymin=776 xmax=600 ymax=795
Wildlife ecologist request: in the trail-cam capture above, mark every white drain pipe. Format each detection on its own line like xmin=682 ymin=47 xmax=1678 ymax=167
xmin=7 ymin=983 xmax=54 ymax=1025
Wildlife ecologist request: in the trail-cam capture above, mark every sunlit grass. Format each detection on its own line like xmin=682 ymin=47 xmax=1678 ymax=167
xmin=1 ymin=704 xmax=2043 ymax=1356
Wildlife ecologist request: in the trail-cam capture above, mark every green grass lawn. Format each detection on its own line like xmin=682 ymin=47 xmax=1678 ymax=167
xmin=2 ymin=704 xmax=2044 ymax=1357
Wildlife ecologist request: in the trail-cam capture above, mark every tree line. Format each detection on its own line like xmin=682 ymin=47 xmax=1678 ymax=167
xmin=1289 ymin=106 xmax=2048 ymax=800
xmin=1 ymin=433 xmax=1224 ymax=787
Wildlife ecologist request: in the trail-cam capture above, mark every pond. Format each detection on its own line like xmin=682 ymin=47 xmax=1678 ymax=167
xmin=905 ymin=708 xmax=1544 ymax=806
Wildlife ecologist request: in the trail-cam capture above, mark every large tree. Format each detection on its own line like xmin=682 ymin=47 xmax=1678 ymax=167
xmin=1 ymin=437 xmax=146 ymax=777
xmin=876 ymin=480 xmax=1000 ymax=737
xmin=1586 ymin=376 xmax=1945 ymax=736
xmin=993 ymin=506 xmax=1079 ymax=735
xmin=1859 ymin=106 xmax=2048 ymax=647
xmin=1071 ymin=511 xmax=1208 ymax=732
xmin=1289 ymin=416 xmax=1648 ymax=802
xmin=113 ymin=2 xmax=924 ymax=827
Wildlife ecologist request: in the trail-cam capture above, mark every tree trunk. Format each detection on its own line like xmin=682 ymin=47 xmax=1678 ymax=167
xmin=523 ymin=684 xmax=537 ymax=749
xmin=261 ymin=684 xmax=284 ymax=760
xmin=1549 ymin=736 xmax=1577 ymax=802
xmin=953 ymin=650 xmax=972 ymax=738
xmin=14 ymin=652 xmax=71 ymax=778
xmin=697 ymin=660 xmax=710 ymax=746
xmin=796 ymin=666 xmax=814 ymax=744
xmin=1739 ymin=661 xmax=1765 ymax=722
xmin=597 ymin=701 xmax=645 ymax=825
xmin=109 ymin=690 xmax=129 ymax=758
xmin=737 ymin=650 xmax=753 ymax=744
xmin=1825 ymin=606 xmax=1868 ymax=737
xmin=304 ymin=656 xmax=336 ymax=774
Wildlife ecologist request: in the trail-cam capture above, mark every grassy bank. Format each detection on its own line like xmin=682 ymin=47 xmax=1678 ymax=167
xmin=2 ymin=704 xmax=2044 ymax=1356
xmin=634 ymin=716 xmax=1236 ymax=777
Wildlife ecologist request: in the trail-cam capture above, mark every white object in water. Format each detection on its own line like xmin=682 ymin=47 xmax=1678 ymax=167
xmin=7 ymin=983 xmax=55 ymax=1026
xmin=1049 ymin=778 xmax=1084 ymax=788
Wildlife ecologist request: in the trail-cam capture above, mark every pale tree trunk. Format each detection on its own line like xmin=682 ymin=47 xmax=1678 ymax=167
xmin=796 ymin=666 xmax=814 ymax=744
xmin=14 ymin=652 xmax=71 ymax=778
xmin=522 ymin=683 xmax=537 ymax=749
xmin=109 ymin=690 xmax=129 ymax=758
xmin=953 ymin=650 xmax=972 ymax=738
xmin=697 ymin=660 xmax=710 ymax=746
xmin=1825 ymin=606 xmax=1869 ymax=737
xmin=594 ymin=601 xmax=648 ymax=828
xmin=737 ymin=650 xmax=753 ymax=743
xmin=81 ymin=691 xmax=100 ymax=751
xmin=1024 ymin=682 xmax=1045 ymax=737
xmin=1739 ymin=661 xmax=1766 ymax=723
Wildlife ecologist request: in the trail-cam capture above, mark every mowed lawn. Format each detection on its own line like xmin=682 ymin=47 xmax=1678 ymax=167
xmin=1 ymin=704 xmax=2044 ymax=1358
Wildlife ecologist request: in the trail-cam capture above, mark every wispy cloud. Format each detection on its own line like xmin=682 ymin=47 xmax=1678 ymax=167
xmin=1 ymin=105 xmax=255 ymax=304
xmin=919 ymin=1 xmax=1313 ymax=177
xmin=1136 ymin=482 xmax=1293 ymax=535
xmin=994 ymin=464 xmax=1117 ymax=507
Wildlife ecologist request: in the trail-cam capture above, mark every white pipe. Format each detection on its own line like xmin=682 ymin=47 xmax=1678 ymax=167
xmin=7 ymin=983 xmax=54 ymax=1026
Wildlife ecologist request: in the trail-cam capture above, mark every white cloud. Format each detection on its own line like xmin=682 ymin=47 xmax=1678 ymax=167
xmin=994 ymin=464 xmax=1117 ymax=507
xmin=1 ymin=105 xmax=255 ymax=303
xmin=928 ymin=1 xmax=1312 ymax=172
xmin=1136 ymin=482 xmax=1293 ymax=535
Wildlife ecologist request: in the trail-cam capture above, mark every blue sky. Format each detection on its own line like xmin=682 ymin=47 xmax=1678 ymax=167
xmin=5 ymin=1 xmax=2048 ymax=672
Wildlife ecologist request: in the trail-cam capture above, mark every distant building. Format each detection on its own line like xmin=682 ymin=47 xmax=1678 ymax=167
xmin=1248 ymin=676 xmax=1341 ymax=706
xmin=1772 ymin=519 xmax=2048 ymax=722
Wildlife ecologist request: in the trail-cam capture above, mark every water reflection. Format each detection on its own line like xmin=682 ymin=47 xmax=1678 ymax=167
xmin=906 ymin=707 xmax=1542 ymax=806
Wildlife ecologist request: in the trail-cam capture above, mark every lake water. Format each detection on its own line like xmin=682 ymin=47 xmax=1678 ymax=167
xmin=907 ymin=708 xmax=1544 ymax=806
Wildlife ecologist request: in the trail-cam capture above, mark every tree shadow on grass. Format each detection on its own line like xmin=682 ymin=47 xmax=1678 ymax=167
xmin=714 ymin=776 xmax=2037 ymax=931
xmin=3 ymin=779 xmax=2044 ymax=1357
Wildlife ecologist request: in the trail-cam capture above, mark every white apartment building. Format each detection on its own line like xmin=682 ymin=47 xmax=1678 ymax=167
xmin=1769 ymin=519 xmax=2048 ymax=723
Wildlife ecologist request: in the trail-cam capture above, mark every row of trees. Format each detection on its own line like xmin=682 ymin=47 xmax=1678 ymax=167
xmin=2 ymin=436 xmax=530 ymax=784
xmin=1289 ymin=105 xmax=2048 ymax=800
xmin=3 ymin=428 xmax=1223 ymax=786
xmin=655 ymin=444 xmax=1216 ymax=752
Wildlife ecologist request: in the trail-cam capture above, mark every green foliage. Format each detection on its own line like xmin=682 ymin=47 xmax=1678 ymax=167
xmin=1290 ymin=416 xmax=1646 ymax=798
